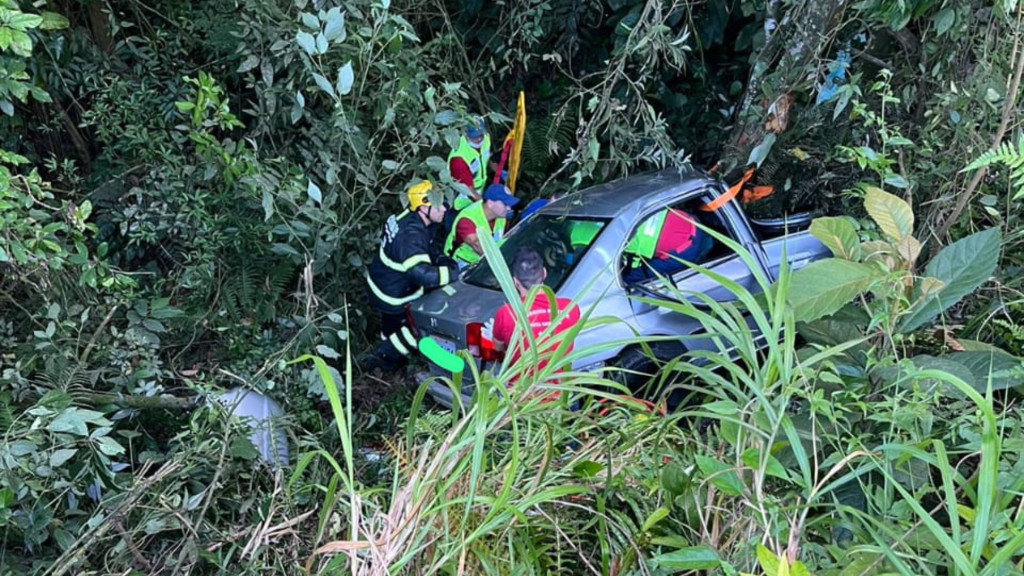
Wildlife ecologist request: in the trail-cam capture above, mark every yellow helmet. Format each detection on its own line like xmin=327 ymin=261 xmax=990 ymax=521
xmin=407 ymin=180 xmax=433 ymax=211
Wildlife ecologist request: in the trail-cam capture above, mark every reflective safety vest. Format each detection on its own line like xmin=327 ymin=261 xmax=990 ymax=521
xmin=569 ymin=220 xmax=603 ymax=248
xmin=624 ymin=209 xmax=695 ymax=268
xmin=448 ymin=134 xmax=491 ymax=207
xmin=625 ymin=210 xmax=668 ymax=260
xmin=444 ymin=200 xmax=506 ymax=266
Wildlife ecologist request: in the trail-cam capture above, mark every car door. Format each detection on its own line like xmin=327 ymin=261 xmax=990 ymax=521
xmin=624 ymin=192 xmax=766 ymax=347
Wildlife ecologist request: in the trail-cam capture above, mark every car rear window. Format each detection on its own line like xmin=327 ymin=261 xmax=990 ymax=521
xmin=462 ymin=215 xmax=608 ymax=291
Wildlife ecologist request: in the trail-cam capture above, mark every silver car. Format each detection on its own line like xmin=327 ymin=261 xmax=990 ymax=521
xmin=411 ymin=168 xmax=828 ymax=395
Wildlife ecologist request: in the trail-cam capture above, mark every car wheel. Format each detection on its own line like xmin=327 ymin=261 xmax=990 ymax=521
xmin=611 ymin=341 xmax=687 ymax=399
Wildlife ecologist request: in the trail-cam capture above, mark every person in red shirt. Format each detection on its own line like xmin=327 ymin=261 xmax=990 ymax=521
xmin=486 ymin=248 xmax=581 ymax=387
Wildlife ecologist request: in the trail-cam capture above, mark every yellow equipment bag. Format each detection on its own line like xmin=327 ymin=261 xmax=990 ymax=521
xmin=493 ymin=91 xmax=527 ymax=193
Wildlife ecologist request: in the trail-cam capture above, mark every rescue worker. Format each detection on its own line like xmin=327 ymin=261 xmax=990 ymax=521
xmin=484 ymin=248 xmax=581 ymax=389
xmin=622 ymin=207 xmax=713 ymax=283
xmin=445 ymin=184 xmax=519 ymax=268
xmin=365 ymin=181 xmax=457 ymax=370
xmin=448 ymin=117 xmax=499 ymax=210
xmin=517 ymin=190 xmax=566 ymax=224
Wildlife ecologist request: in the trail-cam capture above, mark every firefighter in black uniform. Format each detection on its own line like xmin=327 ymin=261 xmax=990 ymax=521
xmin=365 ymin=181 xmax=457 ymax=370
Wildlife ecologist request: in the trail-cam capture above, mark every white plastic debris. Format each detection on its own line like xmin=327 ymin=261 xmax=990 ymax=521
xmin=215 ymin=388 xmax=289 ymax=466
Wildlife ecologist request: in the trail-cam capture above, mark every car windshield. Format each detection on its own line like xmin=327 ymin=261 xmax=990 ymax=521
xmin=462 ymin=215 xmax=608 ymax=291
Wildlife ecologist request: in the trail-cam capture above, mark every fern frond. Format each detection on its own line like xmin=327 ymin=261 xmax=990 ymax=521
xmin=962 ymin=135 xmax=1024 ymax=200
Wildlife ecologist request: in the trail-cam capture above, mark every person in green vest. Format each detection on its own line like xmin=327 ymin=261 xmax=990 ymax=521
xmin=622 ymin=207 xmax=712 ymax=283
xmin=445 ymin=184 xmax=519 ymax=267
xmin=448 ymin=116 xmax=498 ymax=210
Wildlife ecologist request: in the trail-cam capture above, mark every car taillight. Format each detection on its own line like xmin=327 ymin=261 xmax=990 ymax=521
xmin=466 ymin=322 xmax=498 ymax=361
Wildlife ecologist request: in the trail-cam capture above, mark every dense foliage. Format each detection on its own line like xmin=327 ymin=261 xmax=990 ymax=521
xmin=3 ymin=0 xmax=1024 ymax=574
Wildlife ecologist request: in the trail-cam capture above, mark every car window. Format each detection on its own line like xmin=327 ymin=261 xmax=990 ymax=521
xmin=621 ymin=198 xmax=726 ymax=285
xmin=462 ymin=215 xmax=608 ymax=291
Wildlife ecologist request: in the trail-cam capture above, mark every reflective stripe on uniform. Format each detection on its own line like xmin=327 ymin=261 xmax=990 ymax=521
xmin=389 ymin=332 xmax=410 ymax=356
xmin=367 ymin=273 xmax=424 ymax=307
xmin=399 ymin=326 xmax=417 ymax=348
xmin=439 ymin=265 xmax=450 ymax=286
xmin=379 ymin=246 xmax=431 ymax=273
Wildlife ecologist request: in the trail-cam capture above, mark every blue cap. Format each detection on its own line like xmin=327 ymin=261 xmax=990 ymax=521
xmin=465 ymin=116 xmax=486 ymax=140
xmin=483 ymin=184 xmax=519 ymax=207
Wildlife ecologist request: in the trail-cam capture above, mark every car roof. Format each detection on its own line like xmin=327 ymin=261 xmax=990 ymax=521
xmin=535 ymin=167 xmax=716 ymax=219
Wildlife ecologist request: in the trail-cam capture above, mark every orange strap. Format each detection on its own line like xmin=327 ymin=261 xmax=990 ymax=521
xmin=700 ymin=167 xmax=755 ymax=212
xmin=742 ymin=184 xmax=775 ymax=204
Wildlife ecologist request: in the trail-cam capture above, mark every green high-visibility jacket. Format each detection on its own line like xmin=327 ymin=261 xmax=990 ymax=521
xmin=625 ymin=209 xmax=668 ymax=261
xmin=445 ymin=200 xmax=506 ymax=266
xmin=448 ymin=134 xmax=491 ymax=209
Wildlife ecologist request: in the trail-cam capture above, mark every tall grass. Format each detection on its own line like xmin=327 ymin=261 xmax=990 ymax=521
xmin=290 ymin=234 xmax=686 ymax=575
xmin=292 ymin=223 xmax=1024 ymax=575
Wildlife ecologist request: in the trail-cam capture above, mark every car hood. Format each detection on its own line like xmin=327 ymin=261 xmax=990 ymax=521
xmin=409 ymin=280 xmax=508 ymax=345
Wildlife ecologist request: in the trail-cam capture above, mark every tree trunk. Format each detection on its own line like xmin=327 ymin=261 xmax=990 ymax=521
xmin=87 ymin=0 xmax=113 ymax=53
xmin=722 ymin=0 xmax=850 ymax=171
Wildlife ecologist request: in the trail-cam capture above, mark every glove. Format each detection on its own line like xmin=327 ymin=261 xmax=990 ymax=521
xmin=481 ymin=318 xmax=494 ymax=342
xmin=437 ymin=255 xmax=458 ymax=269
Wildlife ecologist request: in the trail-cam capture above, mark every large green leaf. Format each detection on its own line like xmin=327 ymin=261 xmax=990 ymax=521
xmin=910 ymin=354 xmax=976 ymax=397
xmin=650 ymin=545 xmax=721 ymax=571
xmin=786 ymin=259 xmax=878 ymax=323
xmin=809 ymin=216 xmax=861 ymax=260
xmin=899 ymin=227 xmax=1001 ymax=332
xmin=797 ymin=303 xmax=869 ymax=346
xmin=864 ymin=186 xmax=914 ymax=241
xmin=951 ymin=350 xmax=1024 ymax=392
xmin=695 ymin=455 xmax=744 ymax=496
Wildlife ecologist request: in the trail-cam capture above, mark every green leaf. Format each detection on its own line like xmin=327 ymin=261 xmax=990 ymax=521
xmin=932 ymin=7 xmax=955 ymax=34
xmin=650 ymin=545 xmax=721 ymax=571
xmin=695 ymin=455 xmax=744 ymax=496
xmin=48 ymin=408 xmax=90 ymax=436
xmin=899 ymin=227 xmax=1001 ymax=332
xmin=909 ymin=355 xmax=976 ymax=397
xmin=433 ymin=110 xmax=459 ymax=125
xmin=741 ymin=448 xmax=789 ymax=480
xmin=50 ymin=448 xmax=77 ymax=467
xmin=797 ymin=303 xmax=869 ymax=346
xmin=809 ymin=216 xmax=861 ymax=260
xmin=952 ymin=350 xmax=1024 ymax=392
xmin=300 ymin=12 xmax=319 ymax=29
xmin=757 ymin=545 xmax=781 ymax=576
xmin=315 ymin=32 xmax=327 ymax=54
xmin=9 ymin=29 xmax=32 ymax=57
xmin=661 ymin=462 xmax=691 ymax=495
xmin=307 ymin=180 xmax=322 ymax=203
xmin=237 ymin=55 xmax=260 ymax=73
xmin=642 ymin=507 xmax=670 ymax=532
xmin=8 ymin=13 xmax=43 ymax=31
xmin=312 ymin=73 xmax=334 ymax=96
xmin=650 ymin=535 xmax=692 ymax=549
xmin=864 ymin=186 xmax=913 ymax=240
xmin=296 ymin=31 xmax=316 ymax=55
xmin=323 ymin=8 xmax=345 ymax=41
xmin=0 ymin=27 xmax=11 ymax=51
xmin=572 ymin=460 xmax=604 ymax=478
xmin=786 ymin=259 xmax=878 ymax=323
xmin=39 ymin=11 xmax=69 ymax=30
xmin=315 ymin=344 xmax=340 ymax=359
xmin=96 ymin=436 xmax=125 ymax=456
xmin=747 ymin=133 xmax=777 ymax=168
xmin=336 ymin=62 xmax=354 ymax=95
xmin=229 ymin=435 xmax=259 ymax=460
